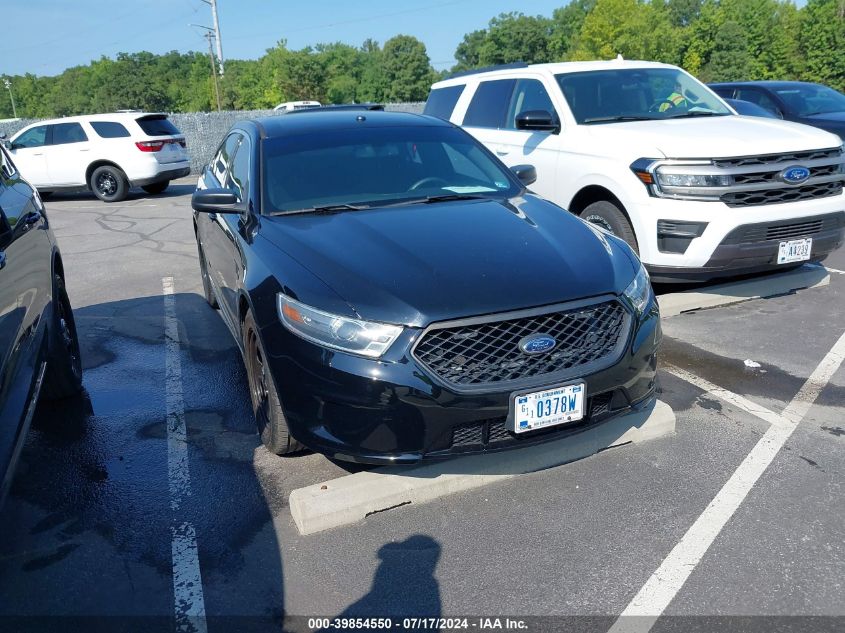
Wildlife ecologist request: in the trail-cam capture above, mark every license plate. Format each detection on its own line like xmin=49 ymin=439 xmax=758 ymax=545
xmin=777 ymin=238 xmax=812 ymax=264
xmin=512 ymin=382 xmax=585 ymax=433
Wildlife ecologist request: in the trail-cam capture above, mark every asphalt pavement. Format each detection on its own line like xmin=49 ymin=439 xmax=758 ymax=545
xmin=0 ymin=179 xmax=842 ymax=632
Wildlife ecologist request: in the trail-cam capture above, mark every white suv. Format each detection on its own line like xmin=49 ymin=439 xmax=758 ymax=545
xmin=426 ymin=60 xmax=845 ymax=282
xmin=7 ymin=112 xmax=190 ymax=202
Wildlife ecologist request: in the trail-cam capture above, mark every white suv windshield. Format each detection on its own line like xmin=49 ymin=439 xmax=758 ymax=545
xmin=557 ymin=68 xmax=731 ymax=124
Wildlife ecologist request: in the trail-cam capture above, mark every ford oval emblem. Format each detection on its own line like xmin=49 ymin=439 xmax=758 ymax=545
xmin=519 ymin=334 xmax=557 ymax=355
xmin=780 ymin=166 xmax=811 ymax=185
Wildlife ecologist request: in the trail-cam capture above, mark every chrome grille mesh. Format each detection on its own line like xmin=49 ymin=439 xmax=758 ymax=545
xmin=413 ymin=300 xmax=629 ymax=389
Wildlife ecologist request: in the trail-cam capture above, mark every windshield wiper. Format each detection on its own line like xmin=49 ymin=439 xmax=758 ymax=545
xmin=279 ymin=203 xmax=369 ymax=215
xmin=582 ymin=115 xmax=656 ymax=124
xmin=421 ymin=193 xmax=488 ymax=203
xmin=667 ymin=111 xmax=727 ymax=119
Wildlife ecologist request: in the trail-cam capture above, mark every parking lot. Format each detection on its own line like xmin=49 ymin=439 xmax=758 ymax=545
xmin=1 ymin=178 xmax=843 ymax=631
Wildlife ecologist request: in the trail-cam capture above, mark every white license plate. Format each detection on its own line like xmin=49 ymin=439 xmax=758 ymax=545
xmin=512 ymin=382 xmax=586 ymax=433
xmin=777 ymin=238 xmax=812 ymax=264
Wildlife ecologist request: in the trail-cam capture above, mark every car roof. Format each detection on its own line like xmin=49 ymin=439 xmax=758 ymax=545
xmin=18 ymin=112 xmax=168 ymax=126
xmin=433 ymin=59 xmax=678 ymax=87
xmin=243 ymin=110 xmax=450 ymax=140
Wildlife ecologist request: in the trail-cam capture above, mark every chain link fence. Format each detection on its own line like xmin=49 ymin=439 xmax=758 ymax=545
xmin=0 ymin=102 xmax=425 ymax=175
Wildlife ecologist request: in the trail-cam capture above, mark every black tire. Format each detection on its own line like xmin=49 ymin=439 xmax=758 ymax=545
xmin=142 ymin=180 xmax=169 ymax=195
xmin=243 ymin=311 xmax=303 ymax=455
xmin=196 ymin=239 xmax=218 ymax=309
xmin=581 ymin=200 xmax=639 ymax=253
xmin=42 ymin=274 xmax=83 ymax=401
xmin=89 ymin=165 xmax=128 ymax=203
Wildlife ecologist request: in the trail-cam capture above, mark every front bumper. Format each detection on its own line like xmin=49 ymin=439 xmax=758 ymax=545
xmin=646 ymin=211 xmax=845 ymax=282
xmin=260 ymin=300 xmax=661 ymax=464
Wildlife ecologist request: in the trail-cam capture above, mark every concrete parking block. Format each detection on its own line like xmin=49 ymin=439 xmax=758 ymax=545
xmin=289 ymin=399 xmax=675 ymax=535
xmin=657 ymin=264 xmax=830 ymax=318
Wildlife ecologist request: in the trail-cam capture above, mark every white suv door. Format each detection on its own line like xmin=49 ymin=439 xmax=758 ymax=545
xmin=8 ymin=125 xmax=50 ymax=187
xmin=459 ymin=77 xmax=561 ymax=201
xmin=45 ymin=122 xmax=90 ymax=186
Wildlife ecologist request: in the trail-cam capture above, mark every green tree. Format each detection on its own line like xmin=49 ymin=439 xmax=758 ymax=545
xmin=453 ymin=30 xmax=487 ymax=72
xmin=381 ymin=35 xmax=435 ymax=101
xmin=800 ymin=0 xmax=845 ymax=91
xmin=548 ymin=0 xmax=596 ymax=60
xmin=703 ymin=20 xmax=752 ymax=81
xmin=569 ymin=0 xmax=680 ymax=63
xmin=477 ymin=13 xmax=554 ymax=65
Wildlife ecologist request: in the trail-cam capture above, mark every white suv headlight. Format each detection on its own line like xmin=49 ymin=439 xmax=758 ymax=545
xmin=623 ymin=264 xmax=652 ymax=315
xmin=277 ymin=294 xmax=403 ymax=358
xmin=654 ymin=170 xmax=732 ymax=188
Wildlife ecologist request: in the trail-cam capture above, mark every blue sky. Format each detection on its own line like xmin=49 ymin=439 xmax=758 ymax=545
xmin=0 ymin=0 xmax=566 ymax=77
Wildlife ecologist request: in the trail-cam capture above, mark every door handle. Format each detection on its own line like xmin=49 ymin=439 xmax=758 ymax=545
xmin=79 ymin=148 xmax=90 ymax=152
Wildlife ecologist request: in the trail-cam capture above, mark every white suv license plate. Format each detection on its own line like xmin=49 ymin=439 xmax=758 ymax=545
xmin=513 ymin=382 xmax=585 ymax=434
xmin=777 ymin=238 xmax=812 ymax=264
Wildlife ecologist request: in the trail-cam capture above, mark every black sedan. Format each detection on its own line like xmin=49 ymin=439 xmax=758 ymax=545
xmin=1 ymin=145 xmax=83 ymax=504
xmin=192 ymin=110 xmax=660 ymax=464
xmin=710 ymin=81 xmax=845 ymax=139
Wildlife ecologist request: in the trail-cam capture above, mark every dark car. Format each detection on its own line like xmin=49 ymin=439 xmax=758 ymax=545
xmin=724 ymin=98 xmax=779 ymax=119
xmin=192 ymin=111 xmax=660 ymax=464
xmin=710 ymin=81 xmax=845 ymax=139
xmin=0 ymin=145 xmax=83 ymax=504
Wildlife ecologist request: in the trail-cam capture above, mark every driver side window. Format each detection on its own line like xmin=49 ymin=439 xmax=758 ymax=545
xmin=506 ymin=79 xmax=556 ymax=130
xmin=210 ymin=133 xmax=241 ymax=187
xmin=13 ymin=125 xmax=48 ymax=149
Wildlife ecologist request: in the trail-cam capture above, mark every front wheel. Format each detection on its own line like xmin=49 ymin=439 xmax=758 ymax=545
xmin=42 ymin=274 xmax=83 ymax=400
xmin=243 ymin=311 xmax=303 ymax=455
xmin=581 ymin=200 xmax=639 ymax=253
xmin=90 ymin=165 xmax=128 ymax=203
xmin=142 ymin=180 xmax=169 ymax=195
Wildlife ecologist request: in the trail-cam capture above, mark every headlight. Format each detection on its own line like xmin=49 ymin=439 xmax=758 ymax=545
xmin=623 ymin=264 xmax=652 ymax=316
xmin=654 ymin=169 xmax=732 ymax=188
xmin=277 ymin=294 xmax=403 ymax=358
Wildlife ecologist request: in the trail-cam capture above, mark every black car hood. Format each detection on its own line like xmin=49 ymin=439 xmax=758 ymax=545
xmin=259 ymin=195 xmax=637 ymax=327
xmin=803 ymin=111 xmax=845 ymax=124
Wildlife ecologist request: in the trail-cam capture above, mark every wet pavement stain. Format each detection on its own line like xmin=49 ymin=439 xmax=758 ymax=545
xmin=798 ymin=455 xmax=825 ymax=472
xmin=660 ymin=335 xmax=845 ymax=406
xmin=696 ymin=396 xmax=723 ymax=411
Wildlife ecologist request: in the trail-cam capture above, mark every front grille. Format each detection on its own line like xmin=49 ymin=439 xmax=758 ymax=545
xmin=657 ymin=147 xmax=844 ymax=208
xmin=723 ymin=212 xmax=845 ymax=244
xmin=721 ymin=180 xmax=844 ymax=207
xmin=713 ymin=147 xmax=842 ymax=169
xmin=413 ymin=300 xmax=630 ymax=390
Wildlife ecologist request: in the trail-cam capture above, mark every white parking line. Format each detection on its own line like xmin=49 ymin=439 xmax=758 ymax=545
xmin=609 ymin=330 xmax=845 ymax=633
xmin=163 ymin=277 xmax=208 ymax=633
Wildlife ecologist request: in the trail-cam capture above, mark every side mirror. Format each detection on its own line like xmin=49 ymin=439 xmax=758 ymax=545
xmin=191 ymin=188 xmax=241 ymax=213
xmin=515 ymin=110 xmax=559 ymax=133
xmin=510 ymin=164 xmax=537 ymax=187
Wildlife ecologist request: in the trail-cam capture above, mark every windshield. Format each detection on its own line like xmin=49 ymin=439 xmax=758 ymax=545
xmin=556 ymin=68 xmax=732 ymax=124
xmin=261 ymin=124 xmax=521 ymax=213
xmin=774 ymin=84 xmax=845 ymax=116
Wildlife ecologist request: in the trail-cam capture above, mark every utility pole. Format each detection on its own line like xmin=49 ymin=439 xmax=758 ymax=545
xmin=200 ymin=0 xmax=224 ymax=76
xmin=191 ymin=23 xmax=222 ymax=111
xmin=205 ymin=32 xmax=222 ymax=111
xmin=2 ymin=78 xmax=17 ymax=119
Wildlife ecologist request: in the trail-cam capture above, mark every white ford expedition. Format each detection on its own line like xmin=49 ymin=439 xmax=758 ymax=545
xmin=425 ymin=60 xmax=845 ymax=282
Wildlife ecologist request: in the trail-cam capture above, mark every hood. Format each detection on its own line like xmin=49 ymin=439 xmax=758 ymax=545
xmin=803 ymin=110 xmax=845 ymax=124
xmin=259 ymin=196 xmax=637 ymax=327
xmin=584 ymin=115 xmax=842 ymax=159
